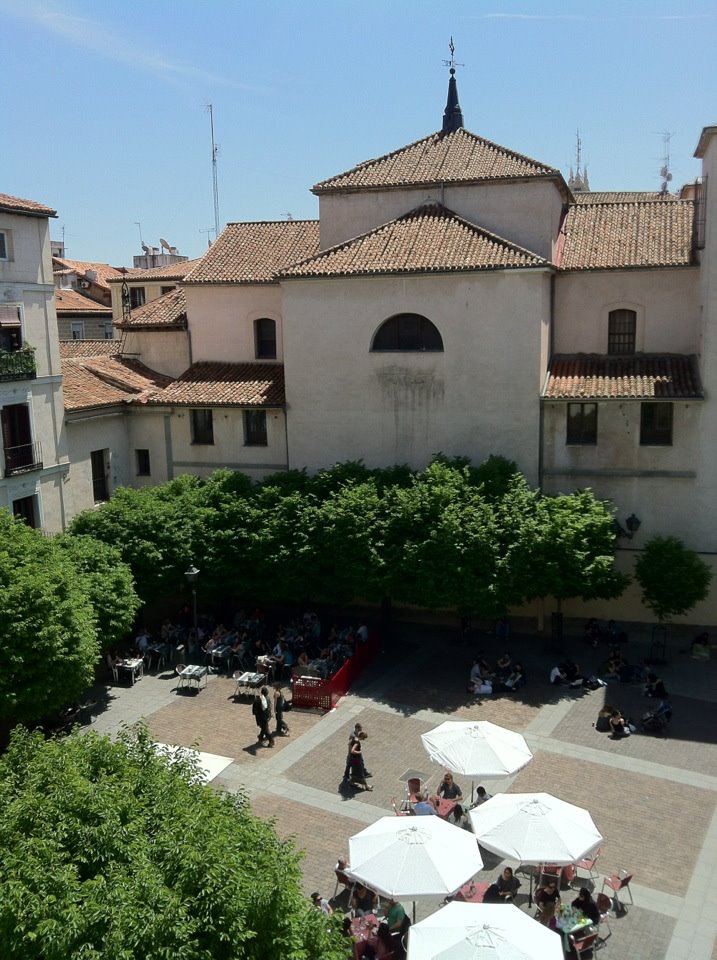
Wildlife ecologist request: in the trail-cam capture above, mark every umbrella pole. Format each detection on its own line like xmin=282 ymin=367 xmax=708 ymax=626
xmin=529 ymin=867 xmax=534 ymax=907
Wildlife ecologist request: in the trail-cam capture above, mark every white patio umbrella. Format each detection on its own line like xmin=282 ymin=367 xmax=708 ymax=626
xmin=348 ymin=816 xmax=483 ymax=902
xmin=469 ymin=792 xmax=603 ymax=904
xmin=421 ymin=720 xmax=533 ymax=784
xmin=407 ymin=901 xmax=563 ymax=960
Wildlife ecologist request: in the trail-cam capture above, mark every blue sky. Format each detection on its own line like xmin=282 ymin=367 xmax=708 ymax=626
xmin=2 ymin=0 xmax=716 ymax=266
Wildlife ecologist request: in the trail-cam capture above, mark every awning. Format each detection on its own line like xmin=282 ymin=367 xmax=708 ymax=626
xmin=0 ymin=305 xmax=21 ymax=326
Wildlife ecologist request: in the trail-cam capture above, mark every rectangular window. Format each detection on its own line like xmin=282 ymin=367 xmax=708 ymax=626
xmin=566 ymin=403 xmax=598 ymax=445
xmin=0 ymin=303 xmax=22 ymax=351
xmin=70 ymin=320 xmax=85 ymax=340
xmin=608 ymin=309 xmax=636 ymax=355
xmin=103 ymin=322 xmax=114 ymax=340
xmin=190 ymin=408 xmax=214 ymax=445
xmin=0 ymin=231 xmax=8 ymax=260
xmin=255 ymin=318 xmax=277 ymax=359
xmin=90 ymin=448 xmax=110 ymax=502
xmin=640 ymin=402 xmax=673 ymax=446
xmin=160 ymin=286 xmax=174 ymax=296
xmin=129 ymin=287 xmax=146 ymax=309
xmin=13 ymin=495 xmax=38 ymax=528
xmin=244 ymin=410 xmax=267 ymax=446
xmin=135 ymin=448 xmax=151 ymax=476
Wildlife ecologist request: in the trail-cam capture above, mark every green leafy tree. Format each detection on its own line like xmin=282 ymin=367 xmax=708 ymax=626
xmin=0 ymin=725 xmax=347 ymax=960
xmin=56 ymin=534 xmax=141 ymax=652
xmin=0 ymin=514 xmax=97 ymax=730
xmin=634 ymin=535 xmax=712 ymax=622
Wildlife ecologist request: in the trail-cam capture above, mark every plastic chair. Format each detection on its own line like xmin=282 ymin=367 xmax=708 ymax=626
xmin=602 ymin=870 xmax=634 ymax=909
xmin=332 ymin=866 xmax=354 ymax=899
xmin=391 ymin=797 xmax=409 ymax=817
xmin=175 ymin=663 xmax=187 ymax=691
xmin=574 ymin=847 xmax=602 ymax=883
xmin=595 ymin=892 xmax=612 ymax=940
xmin=569 ymin=931 xmax=598 ymax=956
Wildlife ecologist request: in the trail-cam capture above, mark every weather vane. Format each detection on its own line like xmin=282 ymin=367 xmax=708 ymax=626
xmin=442 ymin=37 xmax=464 ymax=73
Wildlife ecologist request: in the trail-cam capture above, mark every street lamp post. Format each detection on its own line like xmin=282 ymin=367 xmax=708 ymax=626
xmin=184 ymin=564 xmax=200 ymax=649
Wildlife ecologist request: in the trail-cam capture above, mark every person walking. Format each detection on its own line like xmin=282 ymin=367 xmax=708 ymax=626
xmin=343 ymin=722 xmax=370 ymax=782
xmin=349 ymin=731 xmax=373 ymax=791
xmin=273 ymin=683 xmax=289 ymax=736
xmin=252 ymin=687 xmax=274 ymax=747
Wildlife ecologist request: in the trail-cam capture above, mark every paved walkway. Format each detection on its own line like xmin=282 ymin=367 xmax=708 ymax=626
xmin=88 ymin=625 xmax=717 ymax=960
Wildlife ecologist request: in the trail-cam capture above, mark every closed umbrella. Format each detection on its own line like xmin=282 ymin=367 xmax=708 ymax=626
xmin=421 ymin=720 xmax=533 ymax=802
xmin=469 ymin=792 xmax=602 ymax=904
xmin=348 ymin=816 xmax=483 ymax=902
xmin=407 ymin=901 xmax=563 ymax=960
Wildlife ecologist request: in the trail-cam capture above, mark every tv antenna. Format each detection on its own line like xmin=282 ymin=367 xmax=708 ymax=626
xmin=655 ymin=130 xmax=674 ymax=194
xmin=207 ymin=103 xmax=221 ymax=239
xmin=199 ymin=226 xmax=215 ymax=248
xmin=442 ymin=36 xmax=464 ymax=72
xmin=134 ymin=221 xmax=144 ymax=247
xmin=282 ymin=212 xmax=294 ymax=221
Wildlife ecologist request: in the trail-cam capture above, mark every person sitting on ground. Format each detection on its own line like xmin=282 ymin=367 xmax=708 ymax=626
xmin=595 ymin=704 xmax=615 ymax=733
xmin=468 ymin=659 xmax=493 ymax=696
xmin=435 ymin=772 xmax=463 ymax=802
xmin=691 ymin=632 xmax=711 ymax=661
xmin=572 ymin=887 xmax=600 ymax=924
xmin=352 ymin=883 xmax=378 ymax=917
xmin=483 ymin=866 xmax=521 ymax=903
xmin=497 ymin=661 xmax=526 ymax=692
xmin=473 ymin=785 xmax=493 ymax=805
xmin=310 ymin=891 xmax=332 ymax=915
xmin=535 ymin=880 xmax=561 ymax=913
xmin=609 ymin=708 xmax=630 ymax=738
xmin=644 ymin=671 xmax=668 ymax=699
xmin=412 ymin=791 xmax=437 ymax=815
xmin=495 ymin=651 xmax=512 ymax=678
xmin=601 ymin=649 xmax=625 ymax=680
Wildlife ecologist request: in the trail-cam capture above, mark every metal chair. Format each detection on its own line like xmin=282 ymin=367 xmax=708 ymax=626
xmin=574 ymin=847 xmax=602 ymax=884
xmin=569 ymin=931 xmax=598 ymax=956
xmin=602 ymin=870 xmax=634 ymax=911
xmin=175 ymin=663 xmax=187 ymax=691
xmin=391 ymin=797 xmax=409 ymax=817
xmin=595 ymin=892 xmax=612 ymax=940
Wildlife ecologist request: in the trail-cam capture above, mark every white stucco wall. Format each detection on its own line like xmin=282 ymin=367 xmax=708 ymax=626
xmin=183 ymin=285 xmax=283 ymax=363
xmin=63 ymin=411 xmax=131 ymax=520
xmin=553 ymin=268 xmax=700 ymax=354
xmin=318 ymin=179 xmax=565 ymax=260
xmin=282 ymin=270 xmax=551 ymax=481
xmin=121 ymin=329 xmax=190 ymax=378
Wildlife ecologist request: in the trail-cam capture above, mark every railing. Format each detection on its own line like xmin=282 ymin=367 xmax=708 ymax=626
xmin=0 ymin=346 xmax=36 ymax=382
xmin=292 ymin=631 xmax=380 ymax=711
xmin=3 ymin=440 xmax=43 ymax=477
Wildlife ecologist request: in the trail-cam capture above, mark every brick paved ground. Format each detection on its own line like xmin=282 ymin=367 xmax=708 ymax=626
xmin=91 ymin=624 xmax=717 ymax=960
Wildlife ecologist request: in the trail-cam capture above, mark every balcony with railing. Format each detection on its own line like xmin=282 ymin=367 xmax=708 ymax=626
xmin=3 ymin=440 xmax=43 ymax=477
xmin=0 ymin=345 xmax=37 ymax=382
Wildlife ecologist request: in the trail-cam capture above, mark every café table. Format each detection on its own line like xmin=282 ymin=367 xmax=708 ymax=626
xmin=554 ymin=905 xmax=594 ymax=953
xmin=453 ymin=880 xmax=490 ymax=903
xmin=118 ymin=657 xmax=144 ymax=685
xmin=210 ymin=644 xmax=232 ymax=673
xmin=350 ymin=913 xmax=379 ymax=960
xmin=233 ymin=671 xmax=264 ymax=698
xmin=178 ymin=664 xmax=208 ymax=692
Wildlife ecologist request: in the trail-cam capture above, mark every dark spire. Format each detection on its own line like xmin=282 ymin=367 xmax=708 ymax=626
xmin=442 ymin=37 xmax=464 ymax=134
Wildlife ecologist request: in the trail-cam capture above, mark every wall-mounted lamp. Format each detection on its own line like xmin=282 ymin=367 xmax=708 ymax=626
xmin=614 ymin=513 xmax=641 ymax=539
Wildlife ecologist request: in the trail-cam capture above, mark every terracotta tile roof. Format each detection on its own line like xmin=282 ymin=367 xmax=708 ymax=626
xmin=543 ymin=354 xmax=703 ymax=399
xmin=106 ymin=259 xmax=200 ymax=283
xmin=55 ymin=288 xmax=112 ymax=315
xmin=313 ymin=128 xmax=560 ymax=194
xmin=0 ymin=192 xmax=56 ymax=217
xmin=61 ymin=354 xmax=172 ymax=412
xmin=572 ymin=191 xmax=678 ymax=204
xmin=147 ymin=362 xmax=285 ymax=407
xmin=559 ymin=199 xmax=694 ymax=271
xmin=59 ymin=340 xmax=121 ymax=358
xmin=52 ymin=258 xmax=125 ymax=289
xmin=184 ymin=221 xmax=320 ymax=284
xmin=280 ymin=202 xmax=547 ymax=279
xmin=115 ymin=287 xmax=187 ymax=330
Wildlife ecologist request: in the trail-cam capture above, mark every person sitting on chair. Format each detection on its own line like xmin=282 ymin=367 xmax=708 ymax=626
xmin=435 ymin=772 xmax=463 ymax=802
xmin=413 ymin=791 xmax=437 ymax=815
xmin=473 ymin=785 xmax=493 ymax=805
xmin=644 ymin=671 xmax=668 ymax=698
xmin=352 ymin=883 xmax=378 ymax=917
xmin=535 ymin=880 xmax=561 ymax=912
xmin=572 ymin=887 xmax=600 ymax=924
xmin=483 ymin=866 xmax=521 ymax=903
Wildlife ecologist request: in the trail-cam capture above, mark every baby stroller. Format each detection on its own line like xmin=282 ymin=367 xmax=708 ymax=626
xmin=641 ymin=699 xmax=672 ymax=737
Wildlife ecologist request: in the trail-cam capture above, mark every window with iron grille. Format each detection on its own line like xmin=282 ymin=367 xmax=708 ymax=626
xmin=190 ymin=408 xmax=214 ymax=445
xmin=608 ymin=309 xmax=636 ymax=354
xmin=0 ymin=231 xmax=8 ymax=260
xmin=566 ymin=403 xmax=598 ymax=445
xmin=640 ymin=402 xmax=673 ymax=446
xmin=91 ymin=448 xmax=110 ymax=502
xmin=243 ymin=410 xmax=267 ymax=446
xmin=12 ymin=495 xmax=38 ymax=528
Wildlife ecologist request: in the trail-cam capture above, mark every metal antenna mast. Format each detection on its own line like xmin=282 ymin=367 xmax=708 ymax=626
xmin=207 ymin=104 xmax=220 ymax=239
xmin=199 ymin=226 xmax=215 ymax=248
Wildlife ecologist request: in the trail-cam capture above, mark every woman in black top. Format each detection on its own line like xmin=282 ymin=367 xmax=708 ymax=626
xmin=572 ymin=887 xmax=600 ymax=924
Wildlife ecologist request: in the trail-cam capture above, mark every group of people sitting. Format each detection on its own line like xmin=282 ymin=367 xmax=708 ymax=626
xmin=536 ymin=880 xmax=601 ymax=929
xmin=467 ymin=653 xmax=527 ymax=697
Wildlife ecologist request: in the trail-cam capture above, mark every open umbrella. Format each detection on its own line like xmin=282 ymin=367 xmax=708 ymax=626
xmin=421 ymin=720 xmax=533 ymax=803
xmin=407 ymin=901 xmax=563 ymax=960
xmin=469 ymin=792 xmax=602 ymax=904
xmin=348 ymin=816 xmax=483 ymax=901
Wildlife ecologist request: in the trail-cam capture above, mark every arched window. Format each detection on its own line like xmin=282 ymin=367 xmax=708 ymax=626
xmin=372 ymin=313 xmax=443 ymax=352
xmin=254 ymin=317 xmax=277 ymax=359
xmin=607 ymin=309 xmax=636 ymax=355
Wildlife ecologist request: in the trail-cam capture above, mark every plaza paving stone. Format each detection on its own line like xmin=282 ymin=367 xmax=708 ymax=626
xmin=88 ymin=625 xmax=717 ymax=960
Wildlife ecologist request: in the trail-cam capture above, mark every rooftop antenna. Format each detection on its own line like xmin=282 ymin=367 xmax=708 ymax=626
xmin=656 ymin=130 xmax=674 ymax=194
xmin=206 ymin=104 xmax=220 ymax=239
xmin=282 ymin=212 xmax=294 ymax=221
xmin=134 ymin=221 xmax=143 ymax=247
xmin=199 ymin=227 xmax=215 ymax=248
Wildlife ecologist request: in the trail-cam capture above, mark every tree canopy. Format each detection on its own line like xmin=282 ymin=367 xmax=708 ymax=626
xmin=69 ymin=456 xmax=627 ymax=617
xmin=0 ymin=725 xmax=346 ymax=960
xmin=634 ymin=535 xmax=712 ymax=622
